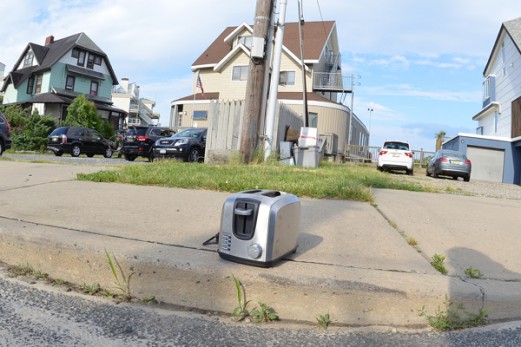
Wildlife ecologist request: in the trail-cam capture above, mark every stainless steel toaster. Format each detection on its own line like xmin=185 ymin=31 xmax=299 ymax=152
xmin=218 ymin=189 xmax=300 ymax=267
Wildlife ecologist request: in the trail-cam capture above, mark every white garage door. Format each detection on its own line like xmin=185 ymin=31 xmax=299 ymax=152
xmin=466 ymin=146 xmax=504 ymax=182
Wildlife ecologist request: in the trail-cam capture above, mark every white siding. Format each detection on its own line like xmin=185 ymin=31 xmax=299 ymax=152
xmin=484 ymin=33 xmax=521 ymax=138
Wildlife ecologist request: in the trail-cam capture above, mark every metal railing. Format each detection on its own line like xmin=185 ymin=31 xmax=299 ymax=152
xmin=344 ymin=145 xmax=435 ymax=168
xmin=312 ymin=72 xmax=347 ymax=92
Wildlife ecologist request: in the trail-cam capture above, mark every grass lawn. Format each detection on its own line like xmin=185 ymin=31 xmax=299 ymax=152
xmin=77 ymin=160 xmax=438 ymax=202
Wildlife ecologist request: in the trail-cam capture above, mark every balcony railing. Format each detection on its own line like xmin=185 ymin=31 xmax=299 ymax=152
xmin=313 ymin=72 xmax=350 ymax=92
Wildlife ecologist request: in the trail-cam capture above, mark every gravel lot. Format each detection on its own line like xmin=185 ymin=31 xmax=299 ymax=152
xmin=397 ymin=170 xmax=521 ymax=200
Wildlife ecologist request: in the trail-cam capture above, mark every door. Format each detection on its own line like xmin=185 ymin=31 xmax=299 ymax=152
xmin=466 ymin=146 xmax=504 ymax=182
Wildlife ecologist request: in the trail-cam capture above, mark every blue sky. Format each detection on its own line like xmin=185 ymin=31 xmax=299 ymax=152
xmin=2 ymin=0 xmax=521 ymax=151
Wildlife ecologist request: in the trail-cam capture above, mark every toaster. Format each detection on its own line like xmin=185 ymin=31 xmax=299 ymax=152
xmin=218 ymin=189 xmax=300 ymax=267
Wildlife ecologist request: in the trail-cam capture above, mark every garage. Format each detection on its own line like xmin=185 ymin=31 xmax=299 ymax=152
xmin=467 ymin=146 xmax=505 ymax=182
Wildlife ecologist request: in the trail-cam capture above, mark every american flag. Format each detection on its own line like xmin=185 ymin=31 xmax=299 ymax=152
xmin=196 ymin=74 xmax=204 ymax=96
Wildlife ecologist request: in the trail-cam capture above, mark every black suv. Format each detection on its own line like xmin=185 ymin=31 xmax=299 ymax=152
xmin=121 ymin=126 xmax=174 ymax=161
xmin=47 ymin=126 xmax=114 ymax=158
xmin=153 ymin=127 xmax=207 ymax=162
xmin=0 ymin=111 xmax=12 ymax=156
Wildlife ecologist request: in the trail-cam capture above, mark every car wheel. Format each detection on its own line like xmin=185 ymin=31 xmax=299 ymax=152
xmin=0 ymin=141 xmax=3 ymax=155
xmin=54 ymin=151 xmax=63 ymax=157
xmin=147 ymin=153 xmax=154 ymax=162
xmin=407 ymin=169 xmax=414 ymax=176
xmin=432 ymin=169 xmax=438 ymax=178
xmin=452 ymin=176 xmax=458 ymax=180
xmin=124 ymin=154 xmax=136 ymax=161
xmin=71 ymin=145 xmax=81 ymax=157
xmin=377 ymin=166 xmax=383 ymax=172
xmin=87 ymin=153 xmax=94 ymax=157
xmin=104 ymin=147 xmax=113 ymax=158
xmin=425 ymin=169 xmax=430 ymax=176
xmin=186 ymin=148 xmax=201 ymax=162
xmin=464 ymin=175 xmax=470 ymax=182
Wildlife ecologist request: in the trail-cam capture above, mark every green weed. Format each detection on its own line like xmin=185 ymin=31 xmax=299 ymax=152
xmin=104 ymin=249 xmax=134 ymax=301
xmin=420 ymin=295 xmax=489 ymax=330
xmin=250 ymin=302 xmax=279 ymax=323
xmin=80 ymin=282 xmax=101 ymax=295
xmin=231 ymin=274 xmax=250 ymax=321
xmin=8 ymin=263 xmax=48 ymax=279
xmin=316 ymin=312 xmax=331 ymax=331
xmin=141 ymin=295 xmax=157 ymax=304
xmin=431 ymin=253 xmax=448 ymax=275
xmin=464 ymin=267 xmax=483 ymax=279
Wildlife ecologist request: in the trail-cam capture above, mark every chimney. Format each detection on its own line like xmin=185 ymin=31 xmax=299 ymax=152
xmin=45 ymin=35 xmax=54 ymax=46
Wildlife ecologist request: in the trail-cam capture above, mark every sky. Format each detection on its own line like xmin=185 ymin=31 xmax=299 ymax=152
xmin=2 ymin=0 xmax=521 ymax=151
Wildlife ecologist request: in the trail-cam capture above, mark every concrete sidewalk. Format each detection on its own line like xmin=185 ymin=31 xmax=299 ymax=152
xmin=1 ymin=160 xmax=521 ymax=328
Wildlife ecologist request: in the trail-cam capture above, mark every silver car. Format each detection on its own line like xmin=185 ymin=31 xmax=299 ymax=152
xmin=426 ymin=150 xmax=472 ymax=181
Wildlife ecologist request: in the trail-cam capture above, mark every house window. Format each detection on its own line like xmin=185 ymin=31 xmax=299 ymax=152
xmin=26 ymin=77 xmax=35 ymax=94
xmin=66 ymin=75 xmax=75 ymax=91
xmin=308 ymin=112 xmax=318 ymax=128
xmin=23 ymin=51 xmax=34 ymax=67
xmin=76 ymin=50 xmax=86 ymax=66
xmin=35 ymin=75 xmax=43 ymax=94
xmin=87 ymin=54 xmax=95 ymax=69
xmin=237 ymin=35 xmax=253 ymax=48
xmin=86 ymin=53 xmax=101 ymax=69
xmin=232 ymin=65 xmax=249 ymax=81
xmin=90 ymin=81 xmax=99 ymax=96
xmin=279 ymin=71 xmax=295 ymax=85
xmin=193 ymin=110 xmax=207 ymax=120
xmin=483 ymin=78 xmax=490 ymax=100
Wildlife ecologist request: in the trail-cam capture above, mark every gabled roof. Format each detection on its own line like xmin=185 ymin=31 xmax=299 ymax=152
xmin=484 ymin=17 xmax=521 ymax=76
xmin=2 ymin=32 xmax=117 ymax=92
xmin=192 ymin=21 xmax=336 ymax=70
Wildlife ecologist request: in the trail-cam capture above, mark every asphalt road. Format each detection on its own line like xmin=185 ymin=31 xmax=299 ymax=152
xmin=2 ymin=269 xmax=521 ymax=347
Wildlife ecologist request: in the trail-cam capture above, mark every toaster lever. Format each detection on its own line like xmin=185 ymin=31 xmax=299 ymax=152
xmin=234 ymin=208 xmax=253 ymax=216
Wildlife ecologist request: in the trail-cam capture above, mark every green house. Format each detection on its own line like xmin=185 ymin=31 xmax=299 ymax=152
xmin=1 ymin=33 xmax=125 ymax=128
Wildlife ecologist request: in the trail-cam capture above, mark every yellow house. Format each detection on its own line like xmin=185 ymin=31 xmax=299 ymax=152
xmin=170 ymin=21 xmax=368 ymax=159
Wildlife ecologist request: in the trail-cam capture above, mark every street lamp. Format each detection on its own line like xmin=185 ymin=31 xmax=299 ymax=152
xmin=367 ymin=108 xmax=373 ymax=147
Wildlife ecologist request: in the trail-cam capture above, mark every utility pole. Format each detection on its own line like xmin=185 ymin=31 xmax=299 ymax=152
xmin=240 ymin=0 xmax=273 ymax=163
xmin=264 ymin=0 xmax=287 ymax=160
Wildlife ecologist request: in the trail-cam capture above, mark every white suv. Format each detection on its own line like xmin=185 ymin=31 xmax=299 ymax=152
xmin=377 ymin=141 xmax=414 ymax=175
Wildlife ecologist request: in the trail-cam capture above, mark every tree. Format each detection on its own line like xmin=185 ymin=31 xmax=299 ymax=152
xmin=63 ymin=95 xmax=102 ymax=133
xmin=1 ymin=105 xmax=56 ymax=151
xmin=435 ymin=130 xmax=446 ymax=151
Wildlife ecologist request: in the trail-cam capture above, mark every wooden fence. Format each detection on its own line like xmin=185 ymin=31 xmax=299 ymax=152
xmin=205 ymin=100 xmax=303 ymax=163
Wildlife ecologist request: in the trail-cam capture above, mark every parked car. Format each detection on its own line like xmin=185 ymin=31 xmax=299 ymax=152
xmin=153 ymin=127 xmax=207 ymax=162
xmin=426 ymin=150 xmax=472 ymax=181
xmin=377 ymin=141 xmax=414 ymax=175
xmin=0 ymin=111 xmax=12 ymax=156
xmin=47 ymin=126 xmax=114 ymax=158
xmin=121 ymin=126 xmax=174 ymax=161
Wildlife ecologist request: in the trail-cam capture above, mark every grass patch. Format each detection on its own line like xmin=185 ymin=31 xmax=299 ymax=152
xmin=78 ymin=161 xmax=438 ymax=202
xmin=8 ymin=263 xmax=48 ymax=280
xmin=420 ymin=295 xmax=489 ymax=330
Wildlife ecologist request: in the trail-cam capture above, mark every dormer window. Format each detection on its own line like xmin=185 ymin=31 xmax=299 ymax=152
xmin=23 ymin=51 xmax=34 ymax=67
xmin=237 ymin=35 xmax=252 ymax=49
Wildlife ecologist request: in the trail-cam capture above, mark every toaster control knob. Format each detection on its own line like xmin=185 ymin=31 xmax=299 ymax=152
xmin=248 ymin=244 xmax=262 ymax=259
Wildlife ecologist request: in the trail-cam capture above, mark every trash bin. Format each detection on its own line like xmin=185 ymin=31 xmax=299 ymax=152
xmin=293 ymin=145 xmax=320 ymax=168
xmin=218 ymin=189 xmax=300 ymax=267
